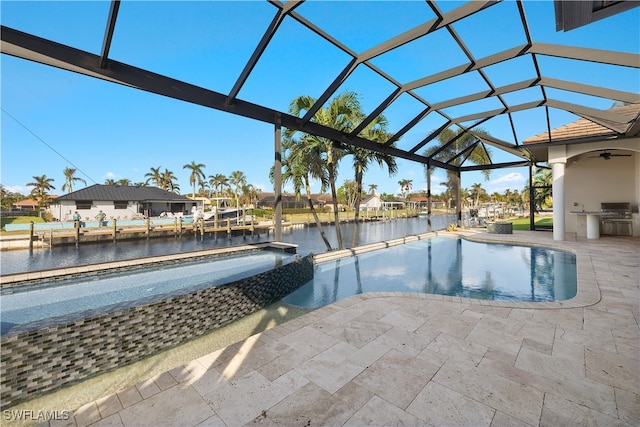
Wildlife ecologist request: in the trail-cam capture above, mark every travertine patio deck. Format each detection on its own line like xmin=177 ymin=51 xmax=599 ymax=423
xmin=14 ymin=230 xmax=640 ymax=426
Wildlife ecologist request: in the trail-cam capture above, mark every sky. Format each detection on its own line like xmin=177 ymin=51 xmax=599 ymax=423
xmin=1 ymin=1 xmax=639 ymax=199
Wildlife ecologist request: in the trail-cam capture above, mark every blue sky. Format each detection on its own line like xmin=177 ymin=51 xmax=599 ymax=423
xmin=1 ymin=1 xmax=638 ymax=199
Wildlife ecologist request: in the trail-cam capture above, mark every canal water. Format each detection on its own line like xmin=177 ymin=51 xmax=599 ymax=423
xmin=1 ymin=215 xmax=456 ymax=275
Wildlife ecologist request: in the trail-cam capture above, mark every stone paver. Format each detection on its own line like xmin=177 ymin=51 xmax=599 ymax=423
xmin=23 ymin=231 xmax=640 ymax=426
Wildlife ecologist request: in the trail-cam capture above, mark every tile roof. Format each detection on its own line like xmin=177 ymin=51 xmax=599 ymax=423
xmin=54 ymin=185 xmax=193 ymax=202
xmin=523 ymin=104 xmax=640 ymax=144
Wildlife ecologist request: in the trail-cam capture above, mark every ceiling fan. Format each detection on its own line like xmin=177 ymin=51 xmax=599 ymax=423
xmin=588 ymin=150 xmax=632 ymax=160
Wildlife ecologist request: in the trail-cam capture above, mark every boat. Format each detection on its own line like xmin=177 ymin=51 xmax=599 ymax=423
xmin=200 ymin=198 xmax=251 ymax=224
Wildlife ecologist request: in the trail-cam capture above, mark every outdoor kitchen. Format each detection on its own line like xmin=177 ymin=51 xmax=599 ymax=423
xmin=600 ymin=202 xmax=634 ymax=236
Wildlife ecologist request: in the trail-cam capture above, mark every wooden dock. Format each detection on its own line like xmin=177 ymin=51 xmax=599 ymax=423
xmin=25 ymin=218 xmax=289 ymax=249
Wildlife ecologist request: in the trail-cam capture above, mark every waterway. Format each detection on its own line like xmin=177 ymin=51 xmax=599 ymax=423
xmin=0 ymin=215 xmax=456 ymax=275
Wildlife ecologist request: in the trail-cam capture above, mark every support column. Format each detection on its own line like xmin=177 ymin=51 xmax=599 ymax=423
xmin=456 ymin=169 xmax=462 ymax=227
xmin=549 ymin=146 xmax=567 ymax=241
xmin=529 ymin=163 xmax=535 ymax=231
xmin=274 ymin=113 xmax=283 ymax=241
xmin=427 ymin=163 xmax=432 ymax=233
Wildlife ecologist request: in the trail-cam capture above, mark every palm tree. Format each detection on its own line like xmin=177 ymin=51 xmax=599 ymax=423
xmin=243 ymin=184 xmax=261 ymax=208
xmin=145 ymin=166 xmax=163 ymax=188
xmin=273 ymin=135 xmax=333 ymax=251
xmin=117 ymin=178 xmax=132 ymax=186
xmin=368 ymin=184 xmax=378 ymax=194
xmin=160 ymin=169 xmax=179 ymax=193
xmin=344 ymin=113 xmax=397 ymax=247
xmin=183 ymin=161 xmax=206 ymax=199
xmin=423 ymin=127 xmax=493 ymax=218
xmin=341 ymin=179 xmax=358 ymax=208
xmin=470 ymin=183 xmax=486 ymax=207
xmin=26 ymin=174 xmax=55 ymax=209
xmin=199 ymin=181 xmax=210 ymax=198
xmin=208 ymin=173 xmax=228 ymax=198
xmin=286 ymin=92 xmax=361 ymax=250
xmin=524 ymin=167 xmax=552 ymax=211
xmin=398 ymin=179 xmax=413 ymax=199
xmin=229 ymin=170 xmax=247 ymax=208
xmin=104 ymin=178 xmax=116 ymax=185
xmin=61 ymin=167 xmax=86 ymax=194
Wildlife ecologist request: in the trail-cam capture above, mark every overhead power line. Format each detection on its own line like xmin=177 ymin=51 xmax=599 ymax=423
xmin=1 ymin=108 xmax=97 ymax=184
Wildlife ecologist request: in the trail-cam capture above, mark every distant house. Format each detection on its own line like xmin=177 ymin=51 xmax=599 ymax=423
xmin=13 ymin=196 xmax=58 ymax=212
xmin=50 ymin=185 xmax=197 ymax=221
xmin=408 ymin=196 xmax=447 ymax=210
xmin=258 ymin=193 xmax=328 ymax=210
xmin=408 ymin=196 xmax=428 ymax=210
xmin=360 ymin=193 xmax=383 ymax=211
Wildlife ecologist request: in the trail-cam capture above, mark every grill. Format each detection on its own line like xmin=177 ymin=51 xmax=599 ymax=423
xmin=601 ymin=203 xmax=633 ymax=236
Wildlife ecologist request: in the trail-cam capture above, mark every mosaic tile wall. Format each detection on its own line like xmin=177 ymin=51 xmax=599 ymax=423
xmin=0 ymin=254 xmax=313 ymax=409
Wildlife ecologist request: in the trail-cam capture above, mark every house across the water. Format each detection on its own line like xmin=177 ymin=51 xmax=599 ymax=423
xmin=49 ymin=185 xmax=198 ymax=221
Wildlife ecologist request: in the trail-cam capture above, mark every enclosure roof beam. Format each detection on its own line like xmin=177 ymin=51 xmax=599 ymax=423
xmin=0 ymin=25 xmax=459 ymax=173
xmin=99 ymin=0 xmax=120 ymax=69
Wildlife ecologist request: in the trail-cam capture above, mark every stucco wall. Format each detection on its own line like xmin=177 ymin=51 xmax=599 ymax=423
xmin=564 ymin=152 xmax=638 ymax=234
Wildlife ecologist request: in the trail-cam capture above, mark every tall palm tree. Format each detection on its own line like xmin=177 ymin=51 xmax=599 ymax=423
xmin=243 ymin=183 xmax=261 ymax=208
xmin=61 ymin=167 xmax=86 ymax=194
xmin=199 ymin=181 xmax=210 ymax=198
xmin=423 ymin=127 xmax=492 ymax=217
xmin=470 ymin=183 xmax=486 ymax=207
xmin=26 ymin=174 xmax=55 ymax=209
xmin=160 ymin=169 xmax=179 ymax=193
xmin=273 ymin=135 xmax=333 ymax=251
xmin=229 ymin=170 xmax=246 ymax=208
xmin=368 ymin=184 xmax=378 ymax=194
xmin=340 ymin=179 xmax=358 ymax=208
xmin=183 ymin=161 xmax=206 ymax=199
xmin=344 ymin=113 xmax=397 ymax=247
xmin=145 ymin=166 xmax=163 ymax=188
xmin=286 ymin=91 xmax=361 ymax=250
xmin=398 ymin=179 xmax=413 ymax=199
xmin=208 ymin=173 xmax=228 ymax=198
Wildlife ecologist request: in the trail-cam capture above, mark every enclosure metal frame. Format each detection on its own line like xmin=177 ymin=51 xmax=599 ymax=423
xmin=2 ymin=0 xmax=639 ymax=232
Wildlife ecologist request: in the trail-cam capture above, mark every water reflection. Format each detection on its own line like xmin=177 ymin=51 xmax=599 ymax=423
xmin=1 ymin=216 xmax=455 ymax=274
xmin=284 ymin=237 xmax=577 ymax=307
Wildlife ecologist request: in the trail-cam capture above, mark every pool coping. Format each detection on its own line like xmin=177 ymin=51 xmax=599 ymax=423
xmin=313 ymin=229 xmax=599 ymax=310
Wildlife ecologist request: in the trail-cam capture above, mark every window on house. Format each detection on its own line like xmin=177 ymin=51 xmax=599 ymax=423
xmin=76 ymin=200 xmax=92 ymax=210
xmin=114 ymin=201 xmax=128 ymax=210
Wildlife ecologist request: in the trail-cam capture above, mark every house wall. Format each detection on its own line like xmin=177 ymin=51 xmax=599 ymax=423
xmin=564 ymin=151 xmax=638 ymax=235
xmin=51 ymin=201 xmax=194 ymax=221
xmin=362 ymin=195 xmax=382 ymax=210
xmin=52 ymin=201 xmax=141 ymax=222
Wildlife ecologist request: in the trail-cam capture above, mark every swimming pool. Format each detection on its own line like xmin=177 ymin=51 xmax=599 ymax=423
xmin=283 ymin=236 xmax=577 ymax=308
xmin=1 ymin=248 xmax=314 ymax=408
xmin=1 ymin=250 xmax=299 ymax=336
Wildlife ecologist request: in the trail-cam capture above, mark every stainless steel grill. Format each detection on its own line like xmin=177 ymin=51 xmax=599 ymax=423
xmin=601 ymin=203 xmax=633 ymax=236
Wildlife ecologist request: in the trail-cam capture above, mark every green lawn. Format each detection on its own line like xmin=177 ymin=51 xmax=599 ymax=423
xmin=508 ymin=216 xmax=553 ymax=230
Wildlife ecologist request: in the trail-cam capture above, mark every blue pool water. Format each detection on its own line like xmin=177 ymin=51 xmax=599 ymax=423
xmin=1 ymin=250 xmax=295 ymax=335
xmin=283 ymin=236 xmax=577 ymax=308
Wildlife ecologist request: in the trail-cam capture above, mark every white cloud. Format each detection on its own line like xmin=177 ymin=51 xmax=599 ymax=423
xmin=3 ymin=185 xmax=29 ymax=195
xmin=103 ymin=171 xmax=119 ymax=180
xmin=486 ymin=172 xmax=526 ymax=194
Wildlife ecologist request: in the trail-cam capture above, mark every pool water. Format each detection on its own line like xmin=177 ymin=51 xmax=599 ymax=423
xmin=1 ymin=251 xmax=296 ymax=335
xmin=283 ymin=236 xmax=577 ymax=308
